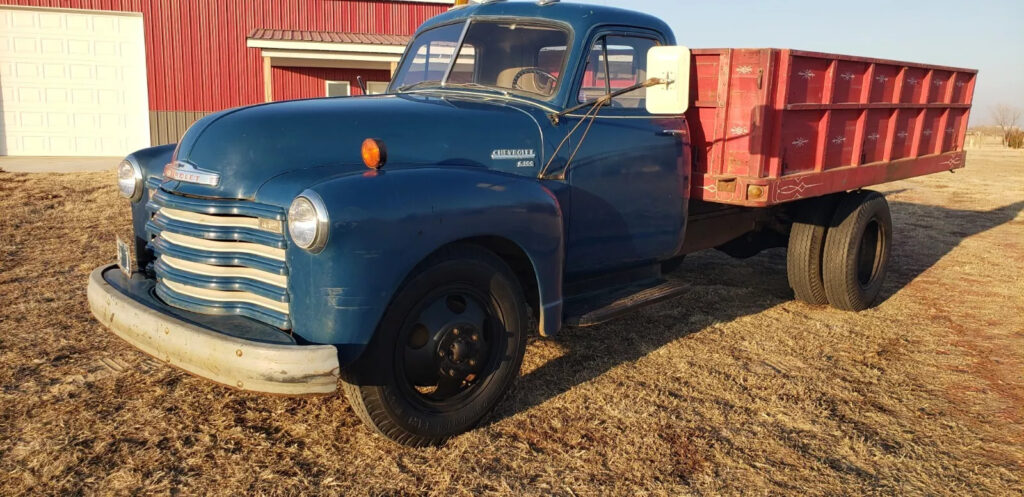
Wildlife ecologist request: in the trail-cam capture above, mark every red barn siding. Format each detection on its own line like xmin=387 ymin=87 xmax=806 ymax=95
xmin=0 ymin=0 xmax=445 ymax=111
xmin=272 ymin=66 xmax=391 ymax=101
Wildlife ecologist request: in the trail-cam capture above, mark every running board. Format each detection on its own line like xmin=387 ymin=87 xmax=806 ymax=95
xmin=564 ymin=280 xmax=689 ymax=327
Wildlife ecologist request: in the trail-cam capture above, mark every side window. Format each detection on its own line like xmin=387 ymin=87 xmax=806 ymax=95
xmin=577 ymin=35 xmax=659 ymax=109
xmin=538 ymin=46 xmax=568 ymax=78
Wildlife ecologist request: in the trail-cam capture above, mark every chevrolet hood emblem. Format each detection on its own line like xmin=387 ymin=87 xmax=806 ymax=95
xmin=163 ymin=161 xmax=221 ymax=187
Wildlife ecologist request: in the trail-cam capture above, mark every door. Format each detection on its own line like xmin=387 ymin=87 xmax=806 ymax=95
xmin=0 ymin=7 xmax=150 ymax=156
xmin=561 ymin=32 xmax=689 ymax=276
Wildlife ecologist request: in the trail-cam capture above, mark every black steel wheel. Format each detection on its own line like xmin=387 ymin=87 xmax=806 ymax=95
xmin=822 ymin=190 xmax=893 ymax=311
xmin=341 ymin=244 xmax=528 ymax=446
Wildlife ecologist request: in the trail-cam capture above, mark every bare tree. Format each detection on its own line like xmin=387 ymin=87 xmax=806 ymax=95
xmin=991 ymin=104 xmax=1023 ymax=146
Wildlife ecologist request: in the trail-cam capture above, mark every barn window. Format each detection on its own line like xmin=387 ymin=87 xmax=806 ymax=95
xmin=325 ymin=81 xmax=351 ymax=97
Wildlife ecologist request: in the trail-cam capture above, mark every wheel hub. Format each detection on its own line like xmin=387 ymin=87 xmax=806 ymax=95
xmin=400 ymin=289 xmax=496 ymax=401
xmin=436 ymin=325 xmax=485 ymax=379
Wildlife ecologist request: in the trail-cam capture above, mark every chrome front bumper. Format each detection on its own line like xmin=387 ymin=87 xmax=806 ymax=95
xmin=87 ymin=265 xmax=340 ymax=395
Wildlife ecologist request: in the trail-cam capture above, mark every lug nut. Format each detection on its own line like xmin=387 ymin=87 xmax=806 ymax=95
xmin=471 ymin=334 xmax=479 ymax=342
xmin=453 ymin=329 xmax=460 ymax=336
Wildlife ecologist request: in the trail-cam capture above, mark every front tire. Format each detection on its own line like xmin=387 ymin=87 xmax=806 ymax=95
xmin=822 ymin=191 xmax=893 ymax=311
xmin=341 ymin=244 xmax=528 ymax=446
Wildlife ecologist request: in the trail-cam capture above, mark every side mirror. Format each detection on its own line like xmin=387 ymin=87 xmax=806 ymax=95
xmin=646 ymin=46 xmax=691 ymax=115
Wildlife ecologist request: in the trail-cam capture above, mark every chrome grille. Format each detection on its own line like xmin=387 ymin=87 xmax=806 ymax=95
xmin=146 ymin=189 xmax=291 ymax=329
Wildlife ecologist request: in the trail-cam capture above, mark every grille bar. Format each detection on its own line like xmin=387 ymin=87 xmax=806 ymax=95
xmin=156 ymin=281 xmax=291 ymax=330
xmin=149 ymin=189 xmax=285 ymax=220
xmin=150 ymin=236 xmax=288 ymax=276
xmin=148 ymin=190 xmax=292 ymax=329
xmin=161 ymin=255 xmax=287 ymax=287
xmin=161 ymin=279 xmax=289 ymax=314
xmin=159 ymin=231 xmax=285 ymax=261
xmin=148 ymin=214 xmax=286 ymax=248
xmin=155 ymin=257 xmax=289 ymax=303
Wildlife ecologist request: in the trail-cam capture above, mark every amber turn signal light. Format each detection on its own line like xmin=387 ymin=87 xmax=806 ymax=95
xmin=361 ymin=138 xmax=387 ymax=169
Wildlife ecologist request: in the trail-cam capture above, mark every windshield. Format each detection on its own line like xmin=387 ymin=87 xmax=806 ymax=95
xmin=390 ymin=20 xmax=571 ymax=100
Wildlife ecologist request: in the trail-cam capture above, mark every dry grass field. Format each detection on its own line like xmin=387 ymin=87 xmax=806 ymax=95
xmin=1 ymin=150 xmax=1022 ymax=496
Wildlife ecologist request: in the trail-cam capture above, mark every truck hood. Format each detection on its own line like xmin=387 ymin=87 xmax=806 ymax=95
xmin=167 ymin=93 xmax=546 ymax=201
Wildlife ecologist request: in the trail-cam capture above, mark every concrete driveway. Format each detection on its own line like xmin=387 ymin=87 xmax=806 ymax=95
xmin=0 ymin=156 xmax=120 ymax=173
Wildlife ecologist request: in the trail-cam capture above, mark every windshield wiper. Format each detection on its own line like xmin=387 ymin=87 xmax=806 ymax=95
xmin=443 ymin=82 xmax=510 ymax=96
xmin=396 ymin=80 xmax=443 ymax=92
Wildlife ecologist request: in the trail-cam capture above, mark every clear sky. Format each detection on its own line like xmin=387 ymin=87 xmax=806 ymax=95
xmin=578 ymin=0 xmax=1023 ymax=125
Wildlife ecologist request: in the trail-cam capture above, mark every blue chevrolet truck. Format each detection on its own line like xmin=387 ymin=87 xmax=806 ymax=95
xmin=89 ymin=0 xmax=975 ymax=446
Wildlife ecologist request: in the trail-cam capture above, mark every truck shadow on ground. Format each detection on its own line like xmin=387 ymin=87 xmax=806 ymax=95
xmin=878 ymin=199 xmax=1024 ymax=303
xmin=486 ymin=199 xmax=1024 ymax=425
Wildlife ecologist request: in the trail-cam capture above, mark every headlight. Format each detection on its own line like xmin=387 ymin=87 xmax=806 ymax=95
xmin=117 ymin=158 xmax=143 ymax=202
xmin=287 ymin=190 xmax=329 ymax=253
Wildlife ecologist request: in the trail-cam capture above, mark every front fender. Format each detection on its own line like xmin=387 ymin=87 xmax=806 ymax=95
xmin=125 ymin=144 xmax=176 ymax=259
xmin=286 ymin=166 xmax=565 ymax=348
xmin=128 ymin=143 xmax=176 ymax=179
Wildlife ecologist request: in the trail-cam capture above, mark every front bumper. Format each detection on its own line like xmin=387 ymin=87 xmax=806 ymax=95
xmin=87 ymin=265 xmax=340 ymax=395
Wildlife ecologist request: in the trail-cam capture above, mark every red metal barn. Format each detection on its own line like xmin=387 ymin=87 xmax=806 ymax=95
xmin=0 ymin=0 xmax=451 ymax=156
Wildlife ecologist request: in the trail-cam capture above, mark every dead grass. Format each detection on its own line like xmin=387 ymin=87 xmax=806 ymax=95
xmin=1 ymin=150 xmax=1022 ymax=496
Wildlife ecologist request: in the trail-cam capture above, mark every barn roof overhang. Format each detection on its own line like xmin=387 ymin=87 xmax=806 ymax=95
xmin=246 ymin=29 xmax=411 ymax=72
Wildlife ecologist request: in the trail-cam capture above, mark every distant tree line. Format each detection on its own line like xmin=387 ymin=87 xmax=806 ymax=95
xmin=991 ymin=104 xmax=1023 ymax=149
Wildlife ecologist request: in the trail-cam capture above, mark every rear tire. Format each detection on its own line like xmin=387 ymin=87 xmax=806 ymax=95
xmin=786 ymin=197 xmax=837 ymax=305
xmin=822 ymin=191 xmax=892 ymax=311
xmin=341 ymin=244 xmax=528 ymax=447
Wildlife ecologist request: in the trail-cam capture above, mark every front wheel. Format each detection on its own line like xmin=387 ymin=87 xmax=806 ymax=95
xmin=341 ymin=245 xmax=528 ymax=447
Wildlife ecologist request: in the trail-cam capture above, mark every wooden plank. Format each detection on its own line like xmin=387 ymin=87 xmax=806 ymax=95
xmin=861 ymin=64 xmax=876 ymax=104
xmin=909 ymin=108 xmax=925 ymax=158
xmin=785 ymin=48 xmax=978 ymax=74
xmin=882 ymin=109 xmax=898 ymax=162
xmin=935 ymin=108 xmax=951 ymax=155
xmin=812 ymin=60 xmax=836 ymax=173
xmin=786 ymin=102 xmax=972 ymax=111
xmin=956 ymin=74 xmax=978 ymax=149
xmin=766 ymin=49 xmax=789 ymax=179
xmin=711 ymin=49 xmax=733 ymax=176
xmin=851 ymin=109 xmax=867 ymax=166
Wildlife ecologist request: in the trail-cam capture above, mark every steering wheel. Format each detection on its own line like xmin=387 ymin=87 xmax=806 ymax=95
xmin=511 ymin=68 xmax=559 ymax=95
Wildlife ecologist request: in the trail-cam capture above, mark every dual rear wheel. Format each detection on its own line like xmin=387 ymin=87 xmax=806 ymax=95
xmin=787 ymin=190 xmax=892 ymax=311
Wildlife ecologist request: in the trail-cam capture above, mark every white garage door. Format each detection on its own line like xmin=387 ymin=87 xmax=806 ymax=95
xmin=0 ymin=6 xmax=150 ymax=156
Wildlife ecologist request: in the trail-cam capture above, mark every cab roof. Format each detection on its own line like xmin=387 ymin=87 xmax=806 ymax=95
xmin=418 ymin=1 xmax=676 ymax=44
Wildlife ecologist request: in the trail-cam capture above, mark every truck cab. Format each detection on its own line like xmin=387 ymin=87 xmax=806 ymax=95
xmin=90 ymin=0 xmax=972 ymax=446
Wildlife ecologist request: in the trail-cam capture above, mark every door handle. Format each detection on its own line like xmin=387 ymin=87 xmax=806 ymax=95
xmin=658 ymin=130 xmax=685 ymax=137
